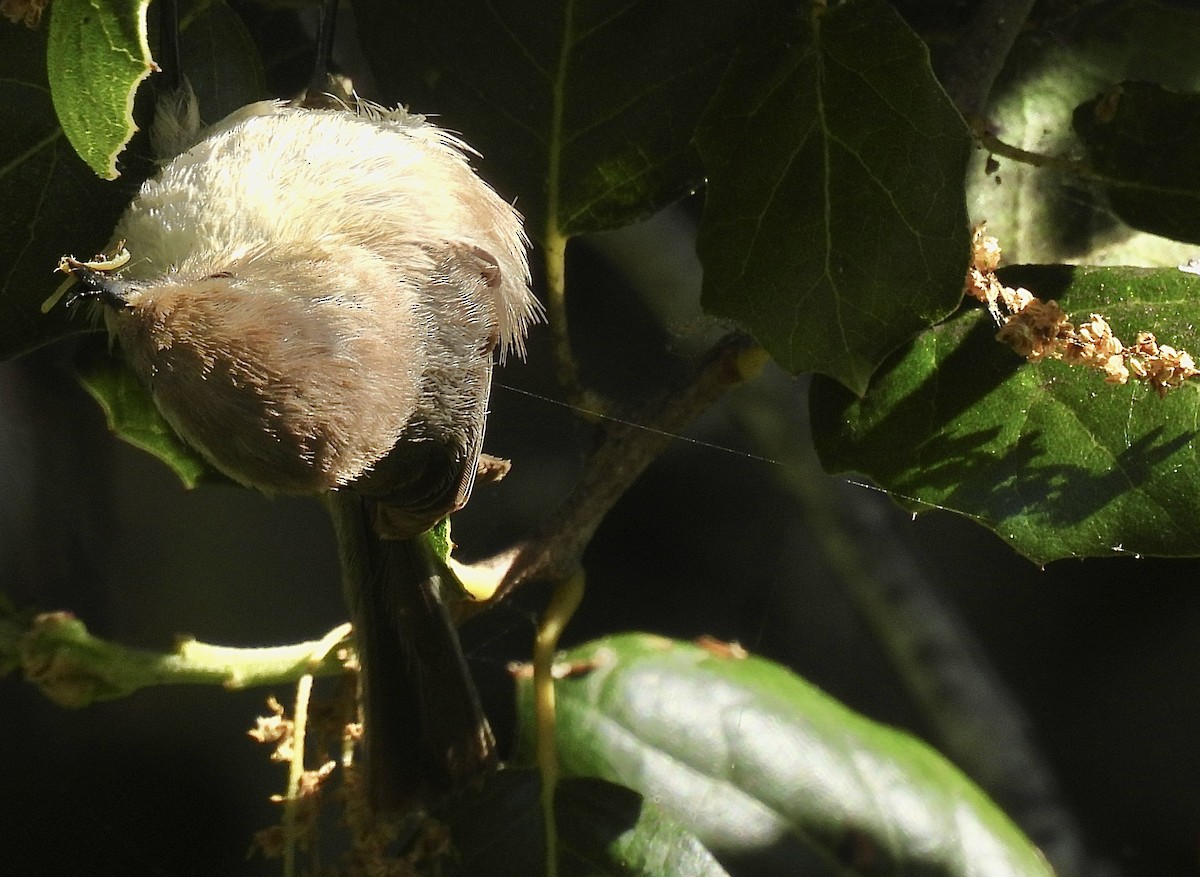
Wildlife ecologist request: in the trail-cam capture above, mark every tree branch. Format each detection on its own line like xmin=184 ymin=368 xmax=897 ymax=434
xmin=458 ymin=334 xmax=768 ymax=612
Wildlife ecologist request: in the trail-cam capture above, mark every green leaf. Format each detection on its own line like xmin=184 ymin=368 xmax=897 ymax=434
xmin=1073 ymin=81 xmax=1200 ymax=245
xmin=350 ymin=0 xmax=783 ymax=241
xmin=47 ymin=0 xmax=155 ymax=179
xmin=442 ymin=769 xmax=730 ymax=877
xmin=516 ymin=633 xmax=1052 ymax=876
xmin=695 ymin=0 xmax=971 ymax=395
xmin=174 ymin=0 xmax=268 ymax=124
xmin=75 ymin=339 xmax=214 ymax=488
xmin=811 ymin=265 xmax=1200 ymax=564
xmin=2 ymin=0 xmax=265 ymax=481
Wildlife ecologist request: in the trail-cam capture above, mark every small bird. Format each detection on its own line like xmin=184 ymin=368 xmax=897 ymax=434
xmin=58 ymin=88 xmax=539 ymax=811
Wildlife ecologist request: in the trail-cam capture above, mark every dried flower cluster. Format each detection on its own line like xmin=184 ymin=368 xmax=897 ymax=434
xmin=248 ymin=696 xmax=296 ymax=761
xmin=248 ymin=696 xmax=337 ymax=863
xmin=966 ymin=224 xmax=1199 ymax=397
xmin=1 ymin=0 xmax=47 ymax=27
xmin=247 ymin=682 xmax=440 ymax=875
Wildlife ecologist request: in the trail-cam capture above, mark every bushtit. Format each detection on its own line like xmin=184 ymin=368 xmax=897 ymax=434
xmin=58 ymin=92 xmax=538 ymax=809
xmin=64 ymin=98 xmax=535 ymax=507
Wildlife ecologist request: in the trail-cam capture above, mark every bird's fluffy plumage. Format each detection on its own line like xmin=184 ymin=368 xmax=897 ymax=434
xmin=99 ymin=99 xmax=538 ymax=506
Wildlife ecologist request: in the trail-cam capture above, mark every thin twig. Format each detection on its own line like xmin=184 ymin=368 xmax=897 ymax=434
xmin=9 ymin=335 xmax=764 ymax=705
xmin=463 ymin=334 xmax=768 ymax=609
xmin=281 ymin=623 xmax=351 ymax=877
xmin=283 ymin=673 xmax=313 ymax=877
xmin=970 ymin=124 xmax=1186 ymax=206
xmin=533 ymin=571 xmax=585 ymax=877
xmin=971 ymin=123 xmax=1096 ymax=177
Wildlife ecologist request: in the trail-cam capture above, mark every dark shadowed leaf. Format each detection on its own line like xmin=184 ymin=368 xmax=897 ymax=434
xmin=442 ymin=769 xmax=729 ymax=877
xmin=1074 ymin=81 xmax=1200 ymax=245
xmin=695 ymin=0 xmax=971 ymax=395
xmin=175 ymin=0 xmax=268 ymax=124
xmin=516 ymin=633 xmax=1052 ymax=876
xmin=350 ymin=0 xmax=785 ymax=241
xmin=811 ymin=265 xmax=1200 ymax=564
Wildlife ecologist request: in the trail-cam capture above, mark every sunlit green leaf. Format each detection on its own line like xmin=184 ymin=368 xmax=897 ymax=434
xmin=516 ymin=633 xmax=1052 ymax=876
xmin=0 ymin=0 xmax=266 ymax=363
xmin=0 ymin=19 xmax=136 ymax=361
xmin=53 ymin=0 xmax=268 ymax=487
xmin=811 ymin=265 xmax=1200 ymax=564
xmin=695 ymin=0 xmax=971 ymax=395
xmin=47 ymin=0 xmax=154 ymax=179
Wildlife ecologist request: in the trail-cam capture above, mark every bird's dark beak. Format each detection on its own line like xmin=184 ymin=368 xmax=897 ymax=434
xmin=62 ymin=263 xmax=134 ymax=310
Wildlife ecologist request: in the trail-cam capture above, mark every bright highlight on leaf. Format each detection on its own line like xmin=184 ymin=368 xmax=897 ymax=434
xmin=46 ymin=0 xmax=155 ymax=179
xmin=517 ymin=633 xmax=1054 ymax=876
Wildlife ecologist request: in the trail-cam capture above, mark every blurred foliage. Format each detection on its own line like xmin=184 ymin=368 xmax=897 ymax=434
xmin=515 ymin=634 xmax=1054 ymax=876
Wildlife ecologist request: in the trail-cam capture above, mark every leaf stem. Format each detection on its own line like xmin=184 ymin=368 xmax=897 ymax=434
xmin=281 ymin=623 xmax=351 ymax=877
xmin=541 ymin=0 xmax=588 ymax=403
xmin=972 ymin=122 xmax=1196 ymax=203
xmin=543 ymin=229 xmax=583 ymax=400
xmin=970 ymin=122 xmax=1095 ymax=176
xmin=533 ymin=571 xmax=585 ymax=877
xmin=5 ymin=607 xmax=350 ymax=708
xmin=283 ymin=672 xmax=312 ymax=877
